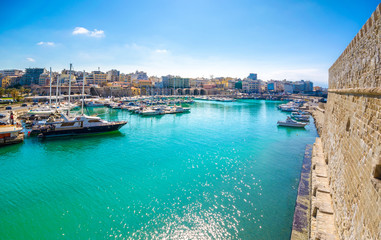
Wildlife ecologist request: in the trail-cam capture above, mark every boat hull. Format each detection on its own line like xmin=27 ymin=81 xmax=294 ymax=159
xmin=277 ymin=122 xmax=306 ymax=128
xmin=38 ymin=122 xmax=127 ymax=138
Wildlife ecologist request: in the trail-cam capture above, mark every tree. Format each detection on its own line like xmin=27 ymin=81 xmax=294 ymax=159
xmin=5 ymin=88 xmax=11 ymax=97
xmin=19 ymin=87 xmax=25 ymax=95
xmin=0 ymin=87 xmax=4 ymax=98
xmin=10 ymin=89 xmax=19 ymax=102
xmin=24 ymin=88 xmax=31 ymax=96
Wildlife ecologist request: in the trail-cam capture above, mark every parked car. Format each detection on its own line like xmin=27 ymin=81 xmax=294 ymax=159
xmin=32 ymin=102 xmax=38 ymax=106
xmin=5 ymin=106 xmax=12 ymax=110
xmin=21 ymin=103 xmax=27 ymax=107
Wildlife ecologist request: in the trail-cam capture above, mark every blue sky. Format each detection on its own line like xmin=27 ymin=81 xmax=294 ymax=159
xmin=0 ymin=0 xmax=379 ymax=86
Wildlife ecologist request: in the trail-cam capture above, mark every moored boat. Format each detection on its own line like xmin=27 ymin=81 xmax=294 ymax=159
xmin=37 ymin=71 xmax=127 ymax=138
xmin=37 ymin=114 xmax=127 ymax=138
xmin=0 ymin=125 xmax=24 ymax=146
xmin=277 ymin=116 xmax=307 ymax=128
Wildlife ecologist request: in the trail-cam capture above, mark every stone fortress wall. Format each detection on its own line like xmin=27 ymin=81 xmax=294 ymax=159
xmin=321 ymin=3 xmax=381 ymax=239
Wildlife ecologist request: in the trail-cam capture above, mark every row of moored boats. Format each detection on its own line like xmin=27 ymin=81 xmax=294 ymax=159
xmin=277 ymin=100 xmax=310 ymax=128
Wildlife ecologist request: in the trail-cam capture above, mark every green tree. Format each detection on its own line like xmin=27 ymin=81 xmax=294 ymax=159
xmin=5 ymin=88 xmax=11 ymax=97
xmin=0 ymin=87 xmax=4 ymax=98
xmin=19 ymin=87 xmax=25 ymax=95
xmin=24 ymin=88 xmax=31 ymax=96
xmin=10 ymin=89 xmax=19 ymax=102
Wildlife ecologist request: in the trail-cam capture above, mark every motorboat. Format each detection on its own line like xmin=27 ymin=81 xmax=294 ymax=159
xmin=27 ymin=107 xmax=55 ymax=116
xmin=277 ymin=116 xmax=307 ymax=128
xmin=291 ymin=115 xmax=310 ymax=122
xmin=140 ymin=107 xmax=165 ymax=116
xmin=164 ymin=105 xmax=190 ymax=114
xmin=85 ymin=101 xmax=105 ymax=107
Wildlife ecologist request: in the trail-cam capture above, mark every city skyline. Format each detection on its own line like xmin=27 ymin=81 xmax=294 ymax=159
xmin=1 ymin=0 xmax=379 ymax=87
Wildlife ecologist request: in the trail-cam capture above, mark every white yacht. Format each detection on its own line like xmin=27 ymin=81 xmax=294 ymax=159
xmin=36 ymin=113 xmax=127 ymax=138
xmin=140 ymin=107 xmax=165 ymax=116
xmin=277 ymin=116 xmax=307 ymax=128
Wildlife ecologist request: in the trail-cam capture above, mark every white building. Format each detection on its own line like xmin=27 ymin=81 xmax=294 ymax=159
xmin=242 ymin=79 xmax=262 ymax=93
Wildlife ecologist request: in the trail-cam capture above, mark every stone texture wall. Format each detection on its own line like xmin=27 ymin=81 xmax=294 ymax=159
xmin=322 ymin=4 xmax=381 ymax=240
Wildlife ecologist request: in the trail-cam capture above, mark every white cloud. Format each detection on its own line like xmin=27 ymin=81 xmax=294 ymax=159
xmin=155 ymin=49 xmax=168 ymax=54
xmin=37 ymin=41 xmax=55 ymax=46
xmin=89 ymin=29 xmax=105 ymax=38
xmin=72 ymin=27 xmax=89 ymax=35
xmin=72 ymin=27 xmax=105 ymax=38
xmin=26 ymin=57 xmax=35 ymax=62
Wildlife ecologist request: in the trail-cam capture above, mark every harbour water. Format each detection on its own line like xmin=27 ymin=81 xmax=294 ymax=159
xmin=0 ymin=100 xmax=318 ymax=239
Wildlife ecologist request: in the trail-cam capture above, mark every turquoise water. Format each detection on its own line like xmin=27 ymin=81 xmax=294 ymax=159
xmin=0 ymin=100 xmax=317 ymax=239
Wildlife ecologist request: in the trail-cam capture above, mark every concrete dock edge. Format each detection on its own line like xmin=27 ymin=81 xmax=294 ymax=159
xmin=290 ymin=144 xmax=313 ymax=240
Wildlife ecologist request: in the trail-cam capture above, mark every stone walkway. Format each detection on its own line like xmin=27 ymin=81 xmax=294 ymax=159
xmin=310 ymin=138 xmax=339 ymax=240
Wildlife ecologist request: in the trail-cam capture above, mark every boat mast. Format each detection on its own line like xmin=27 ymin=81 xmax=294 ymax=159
xmin=49 ymin=67 xmax=52 ymax=109
xmin=81 ymin=71 xmax=85 ymax=115
xmin=68 ymin=63 xmax=72 ymax=105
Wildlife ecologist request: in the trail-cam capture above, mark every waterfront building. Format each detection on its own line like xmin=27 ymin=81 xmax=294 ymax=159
xmin=149 ymin=76 xmax=160 ymax=84
xmin=189 ymin=78 xmax=204 ymax=88
xmin=0 ymin=76 xmax=12 ymax=88
xmin=292 ymin=80 xmax=314 ymax=94
xmin=58 ymin=74 xmax=76 ymax=85
xmin=130 ymin=87 xmax=140 ymax=96
xmin=304 ymin=80 xmax=314 ymax=92
xmin=129 ymin=71 xmax=148 ymax=84
xmin=235 ymin=81 xmax=242 ymax=89
xmin=138 ymin=80 xmax=152 ymax=88
xmin=93 ymin=73 xmax=108 ymax=85
xmin=227 ymin=80 xmax=236 ymax=89
xmin=21 ymin=68 xmax=46 ymax=85
xmin=0 ymin=69 xmax=23 ymax=77
xmin=247 ymin=73 xmax=258 ymax=80
xmin=154 ymin=81 xmax=163 ymax=89
xmin=242 ymin=79 xmax=262 ymax=93
xmin=107 ymin=69 xmax=120 ymax=82
xmin=92 ymin=70 xmax=103 ymax=74
xmin=283 ymin=82 xmax=293 ymax=94
xmin=202 ymin=82 xmax=216 ymax=89
xmin=162 ymin=76 xmax=190 ymax=88
xmin=38 ymin=73 xmax=50 ymax=86
xmin=267 ymin=82 xmax=275 ymax=92
xmin=267 ymin=80 xmax=285 ymax=93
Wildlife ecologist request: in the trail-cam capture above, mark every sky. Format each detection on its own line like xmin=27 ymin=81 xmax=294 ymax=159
xmin=0 ymin=0 xmax=379 ymax=87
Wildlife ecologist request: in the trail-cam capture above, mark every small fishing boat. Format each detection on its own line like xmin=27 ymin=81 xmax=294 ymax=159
xmin=277 ymin=116 xmax=307 ymax=128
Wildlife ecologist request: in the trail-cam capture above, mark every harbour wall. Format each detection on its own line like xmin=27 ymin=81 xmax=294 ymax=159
xmin=321 ymin=3 xmax=381 ymax=239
